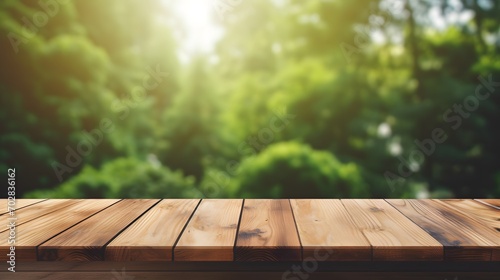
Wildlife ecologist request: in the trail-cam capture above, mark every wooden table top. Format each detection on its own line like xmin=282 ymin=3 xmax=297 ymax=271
xmin=1 ymin=199 xmax=499 ymax=262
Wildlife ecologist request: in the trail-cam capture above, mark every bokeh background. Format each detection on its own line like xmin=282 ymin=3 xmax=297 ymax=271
xmin=1 ymin=0 xmax=499 ymax=199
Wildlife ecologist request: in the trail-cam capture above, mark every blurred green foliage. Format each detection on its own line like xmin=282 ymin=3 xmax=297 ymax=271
xmin=26 ymin=158 xmax=200 ymax=198
xmin=1 ymin=0 xmax=499 ymax=198
xmin=231 ymin=142 xmax=368 ymax=198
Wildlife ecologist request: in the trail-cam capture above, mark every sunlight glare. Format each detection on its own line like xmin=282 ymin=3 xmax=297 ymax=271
xmin=168 ymin=0 xmax=223 ymax=63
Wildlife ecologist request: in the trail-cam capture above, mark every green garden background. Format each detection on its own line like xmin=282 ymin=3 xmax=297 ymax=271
xmin=1 ymin=0 xmax=499 ymax=199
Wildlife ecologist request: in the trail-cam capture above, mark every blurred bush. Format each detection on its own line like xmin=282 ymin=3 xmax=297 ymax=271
xmin=230 ymin=142 xmax=369 ymax=198
xmin=25 ymin=158 xmax=201 ymax=198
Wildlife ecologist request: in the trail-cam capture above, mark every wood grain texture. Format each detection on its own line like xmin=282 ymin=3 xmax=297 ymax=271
xmin=235 ymin=199 xmax=301 ymax=261
xmin=174 ymin=199 xmax=242 ymax=261
xmin=441 ymin=199 xmax=500 ymax=232
xmin=0 ymin=199 xmax=119 ymax=261
xmin=475 ymin=199 xmax=500 ymax=210
xmin=290 ymin=199 xmax=371 ymax=261
xmin=0 ymin=199 xmax=46 ymax=215
xmin=341 ymin=199 xmax=442 ymax=261
xmin=438 ymin=199 xmax=500 ymax=261
xmin=1 ymin=199 xmax=498 ymax=264
xmin=106 ymin=199 xmax=199 ymax=261
xmin=38 ymin=199 xmax=158 ymax=261
xmin=0 ymin=199 xmax=82 ymax=233
xmin=388 ymin=199 xmax=500 ymax=261
xmin=431 ymin=199 xmax=500 ymax=261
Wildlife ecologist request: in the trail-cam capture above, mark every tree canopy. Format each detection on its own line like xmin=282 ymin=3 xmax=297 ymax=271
xmin=1 ymin=0 xmax=499 ymax=199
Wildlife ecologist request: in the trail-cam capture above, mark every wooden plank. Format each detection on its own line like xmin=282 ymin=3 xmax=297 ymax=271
xmin=341 ymin=199 xmax=442 ymax=261
xmin=0 ymin=199 xmax=46 ymax=215
xmin=9 ymin=260 xmax=500 ymax=272
xmin=0 ymin=199 xmax=82 ymax=232
xmin=441 ymin=199 xmax=500 ymax=231
xmin=428 ymin=199 xmax=500 ymax=261
xmin=106 ymin=199 xmax=199 ymax=261
xmin=438 ymin=199 xmax=500 ymax=261
xmin=475 ymin=199 xmax=500 ymax=210
xmin=290 ymin=199 xmax=372 ymax=261
xmin=174 ymin=199 xmax=242 ymax=261
xmin=0 ymin=199 xmax=119 ymax=261
xmin=388 ymin=199 xmax=500 ymax=261
xmin=1 ymin=198 xmax=497 ymax=265
xmin=38 ymin=199 xmax=159 ymax=261
xmin=235 ymin=199 xmax=301 ymax=261
xmin=1 ymin=271 xmax=499 ymax=280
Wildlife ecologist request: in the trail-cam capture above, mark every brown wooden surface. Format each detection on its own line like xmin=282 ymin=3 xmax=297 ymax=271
xmin=106 ymin=199 xmax=199 ymax=261
xmin=1 ymin=198 xmax=499 ymax=263
xmin=6 ymin=260 xmax=500 ymax=272
xmin=387 ymin=199 xmax=500 ymax=261
xmin=441 ymin=199 xmax=500 ymax=232
xmin=476 ymin=199 xmax=500 ymax=210
xmin=439 ymin=199 xmax=500 ymax=261
xmin=0 ymin=199 xmax=82 ymax=233
xmin=341 ymin=199 xmax=442 ymax=261
xmin=0 ymin=199 xmax=46 ymax=215
xmin=235 ymin=199 xmax=301 ymax=261
xmin=290 ymin=199 xmax=372 ymax=261
xmin=1 ymin=271 xmax=498 ymax=280
xmin=174 ymin=199 xmax=242 ymax=261
xmin=0 ymin=199 xmax=119 ymax=261
xmin=37 ymin=199 xmax=159 ymax=261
